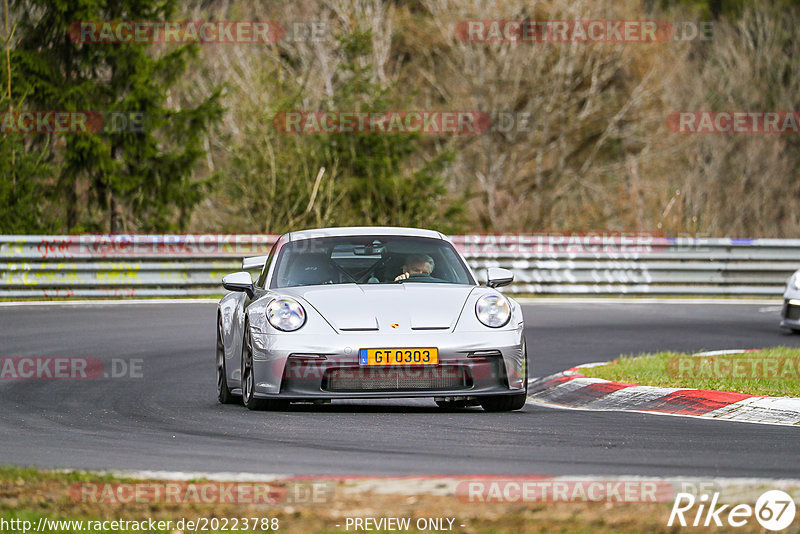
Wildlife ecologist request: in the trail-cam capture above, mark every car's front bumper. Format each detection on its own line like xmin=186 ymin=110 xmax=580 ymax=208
xmin=248 ymin=328 xmax=526 ymax=399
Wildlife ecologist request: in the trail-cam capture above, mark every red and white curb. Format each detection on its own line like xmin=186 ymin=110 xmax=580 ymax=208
xmin=527 ymin=353 xmax=800 ymax=427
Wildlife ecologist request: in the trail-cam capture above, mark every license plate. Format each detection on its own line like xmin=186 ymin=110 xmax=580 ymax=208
xmin=359 ymin=348 xmax=438 ymax=366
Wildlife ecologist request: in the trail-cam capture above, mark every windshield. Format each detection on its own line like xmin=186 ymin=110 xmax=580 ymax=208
xmin=270 ymin=235 xmax=475 ymax=288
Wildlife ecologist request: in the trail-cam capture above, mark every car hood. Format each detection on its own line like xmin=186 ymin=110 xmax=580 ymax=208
xmin=279 ymin=283 xmax=477 ymax=332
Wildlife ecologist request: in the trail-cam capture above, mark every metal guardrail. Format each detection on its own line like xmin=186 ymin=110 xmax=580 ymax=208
xmin=0 ymin=234 xmax=797 ymax=298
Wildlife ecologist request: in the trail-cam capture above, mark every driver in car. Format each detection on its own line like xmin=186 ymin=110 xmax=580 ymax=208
xmin=394 ymin=254 xmax=437 ymax=281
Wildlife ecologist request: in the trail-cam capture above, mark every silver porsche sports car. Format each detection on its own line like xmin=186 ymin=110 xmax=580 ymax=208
xmin=216 ymin=227 xmax=527 ymax=411
xmin=781 ymin=269 xmax=800 ymax=332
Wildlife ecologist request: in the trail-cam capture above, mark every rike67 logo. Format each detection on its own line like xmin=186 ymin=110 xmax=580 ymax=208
xmin=668 ymin=490 xmax=796 ymax=531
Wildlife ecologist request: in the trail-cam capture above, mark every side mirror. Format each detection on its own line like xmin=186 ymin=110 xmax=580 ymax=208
xmin=242 ymin=255 xmax=269 ymax=271
xmin=222 ymin=272 xmax=254 ymax=297
xmin=486 ymin=267 xmax=514 ymax=288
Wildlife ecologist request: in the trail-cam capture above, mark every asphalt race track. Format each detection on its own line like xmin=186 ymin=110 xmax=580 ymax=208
xmin=1 ymin=301 xmax=798 ymax=478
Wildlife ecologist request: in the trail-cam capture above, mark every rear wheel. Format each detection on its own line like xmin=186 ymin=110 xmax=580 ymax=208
xmin=216 ymin=316 xmax=237 ymax=404
xmin=241 ymin=325 xmax=287 ymax=411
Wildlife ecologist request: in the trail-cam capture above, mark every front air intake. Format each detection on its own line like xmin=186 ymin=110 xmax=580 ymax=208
xmin=323 ymin=366 xmax=471 ymax=392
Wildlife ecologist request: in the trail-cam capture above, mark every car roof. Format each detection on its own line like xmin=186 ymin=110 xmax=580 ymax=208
xmin=285 ymin=226 xmax=447 ymax=242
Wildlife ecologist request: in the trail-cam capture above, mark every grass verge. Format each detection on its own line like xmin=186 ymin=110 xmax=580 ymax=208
xmin=580 ymin=347 xmax=800 ymax=397
xmin=0 ymin=466 xmax=753 ymax=534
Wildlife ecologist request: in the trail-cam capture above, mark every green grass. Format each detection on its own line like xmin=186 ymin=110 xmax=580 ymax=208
xmin=0 ymin=466 xmax=704 ymax=533
xmin=580 ymin=347 xmax=800 ymax=397
xmin=0 ymin=466 xmax=124 ymax=483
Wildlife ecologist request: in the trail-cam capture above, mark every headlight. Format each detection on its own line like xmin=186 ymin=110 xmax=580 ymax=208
xmin=266 ymin=298 xmax=306 ymax=331
xmin=475 ymin=294 xmax=511 ymax=328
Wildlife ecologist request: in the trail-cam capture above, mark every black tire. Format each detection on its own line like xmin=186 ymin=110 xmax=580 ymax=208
xmin=241 ymin=325 xmax=287 ymax=411
xmin=480 ymin=343 xmax=528 ymax=412
xmin=216 ymin=316 xmax=238 ymax=404
xmin=480 ymin=393 xmax=527 ymax=412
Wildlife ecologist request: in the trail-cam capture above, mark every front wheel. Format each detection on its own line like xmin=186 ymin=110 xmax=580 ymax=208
xmin=480 ymin=393 xmax=527 ymax=412
xmin=481 ymin=344 xmax=528 ymax=412
xmin=241 ymin=326 xmax=287 ymax=411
